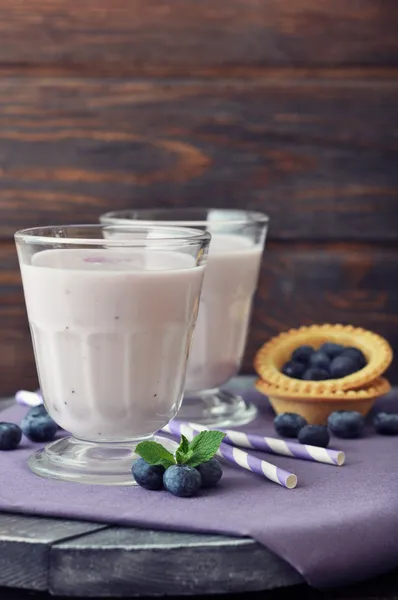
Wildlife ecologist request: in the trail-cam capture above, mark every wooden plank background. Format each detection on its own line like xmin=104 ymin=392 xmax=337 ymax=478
xmin=0 ymin=1 xmax=397 ymax=394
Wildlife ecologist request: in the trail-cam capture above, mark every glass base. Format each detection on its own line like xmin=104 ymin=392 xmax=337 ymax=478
xmin=179 ymin=388 xmax=257 ymax=427
xmin=28 ymin=435 xmax=179 ymax=486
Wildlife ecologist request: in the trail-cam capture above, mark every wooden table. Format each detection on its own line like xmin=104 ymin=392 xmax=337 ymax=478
xmin=1 ymin=512 xmax=398 ymax=600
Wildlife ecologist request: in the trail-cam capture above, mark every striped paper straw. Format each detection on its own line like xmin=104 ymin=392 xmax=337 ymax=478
xmin=173 ymin=420 xmax=345 ymax=467
xmin=15 ymin=390 xmax=43 ymax=407
xmin=162 ymin=421 xmax=297 ymax=490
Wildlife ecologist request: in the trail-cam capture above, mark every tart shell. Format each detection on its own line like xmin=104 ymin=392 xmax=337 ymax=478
xmin=254 ymin=324 xmax=393 ymax=394
xmin=256 ymin=377 xmax=391 ymax=425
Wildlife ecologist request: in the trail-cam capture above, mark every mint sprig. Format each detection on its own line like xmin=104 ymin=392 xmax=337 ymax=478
xmin=183 ymin=430 xmax=225 ymax=467
xmin=136 ymin=430 xmax=225 ymax=469
xmin=175 ymin=434 xmax=193 ymax=465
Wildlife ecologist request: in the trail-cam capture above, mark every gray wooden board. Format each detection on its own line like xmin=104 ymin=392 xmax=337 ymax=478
xmin=0 ymin=516 xmax=304 ymax=597
xmin=0 ymin=514 xmax=106 ymax=591
xmin=50 ymin=527 xmax=303 ymax=597
xmin=0 ymin=377 xmax=304 ymax=596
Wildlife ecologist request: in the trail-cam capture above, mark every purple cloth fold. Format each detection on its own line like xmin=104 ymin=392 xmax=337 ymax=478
xmin=1 ymin=385 xmax=398 ymax=589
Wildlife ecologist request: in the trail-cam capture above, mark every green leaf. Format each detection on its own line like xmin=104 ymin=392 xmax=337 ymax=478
xmin=175 ymin=434 xmax=192 ymax=465
xmin=184 ymin=430 xmax=226 ymax=468
xmin=135 ymin=441 xmax=175 ymax=468
xmin=179 ymin=434 xmax=190 ymax=454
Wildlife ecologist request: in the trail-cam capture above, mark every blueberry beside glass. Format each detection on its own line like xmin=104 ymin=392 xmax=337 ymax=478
xmin=132 ymin=459 xmax=165 ymax=490
xmin=196 ymin=458 xmax=223 ymax=488
xmin=163 ymin=465 xmax=202 ymax=497
xmin=0 ymin=423 xmax=22 ymax=451
xmin=21 ymin=407 xmax=58 ymax=443
xmin=132 ymin=458 xmax=223 ymax=497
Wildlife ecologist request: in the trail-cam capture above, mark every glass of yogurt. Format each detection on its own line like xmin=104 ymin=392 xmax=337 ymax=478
xmin=15 ymin=224 xmax=210 ymax=485
xmin=100 ymin=209 xmax=269 ymax=427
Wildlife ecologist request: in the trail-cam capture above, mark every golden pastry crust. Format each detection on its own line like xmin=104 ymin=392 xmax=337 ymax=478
xmin=255 ymin=376 xmax=391 ymax=401
xmin=255 ymin=377 xmax=391 ymax=425
xmin=254 ymin=324 xmax=393 ymax=393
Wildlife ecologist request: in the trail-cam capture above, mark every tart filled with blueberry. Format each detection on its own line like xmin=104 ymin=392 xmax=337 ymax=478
xmin=254 ymin=324 xmax=392 ymax=425
xmin=254 ymin=324 xmax=393 ymax=393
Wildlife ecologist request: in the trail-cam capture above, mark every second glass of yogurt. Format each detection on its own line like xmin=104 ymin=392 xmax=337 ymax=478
xmin=100 ymin=209 xmax=269 ymax=426
xmin=15 ymin=224 xmax=210 ymax=485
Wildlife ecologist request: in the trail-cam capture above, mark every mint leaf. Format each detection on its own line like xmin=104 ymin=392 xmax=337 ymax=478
xmin=184 ymin=430 xmax=226 ymax=468
xmin=136 ymin=441 xmax=175 ymax=468
xmin=179 ymin=434 xmax=190 ymax=454
xmin=175 ymin=434 xmax=193 ymax=465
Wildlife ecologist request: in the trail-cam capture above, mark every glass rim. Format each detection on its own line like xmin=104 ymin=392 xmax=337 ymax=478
xmin=100 ymin=208 xmax=270 ymax=228
xmin=14 ymin=223 xmax=211 ymax=247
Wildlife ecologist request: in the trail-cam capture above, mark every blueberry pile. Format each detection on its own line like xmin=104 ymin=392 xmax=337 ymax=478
xmin=132 ymin=457 xmax=223 ymax=497
xmin=0 ymin=405 xmax=58 ymax=451
xmin=274 ymin=413 xmax=330 ymax=447
xmin=274 ymin=409 xmax=398 ymax=446
xmin=282 ymin=343 xmax=367 ymax=381
xmin=133 ymin=430 xmax=225 ymax=498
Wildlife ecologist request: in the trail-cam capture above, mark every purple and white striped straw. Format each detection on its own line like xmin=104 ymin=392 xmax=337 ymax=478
xmin=162 ymin=421 xmax=297 ymax=490
xmin=173 ymin=420 xmax=345 ymax=467
xmin=15 ymin=390 xmax=43 ymax=407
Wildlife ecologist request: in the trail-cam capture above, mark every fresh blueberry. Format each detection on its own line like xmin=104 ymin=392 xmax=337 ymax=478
xmin=309 ymin=351 xmax=330 ymax=371
xmin=274 ymin=413 xmax=307 ymax=438
xmin=330 ymin=356 xmax=359 ymax=378
xmin=340 ymin=347 xmax=367 ymax=369
xmin=24 ymin=404 xmax=62 ymax=431
xmin=291 ymin=345 xmax=315 ymax=364
xmin=373 ymin=413 xmax=398 ymax=436
xmin=282 ymin=361 xmax=306 ymax=379
xmin=0 ymin=423 xmax=22 ymax=450
xmin=327 ymin=411 xmax=365 ymax=439
xmin=25 ymin=404 xmax=49 ymax=420
xmin=298 ymin=425 xmax=330 ymax=448
xmin=132 ymin=458 xmax=165 ymax=490
xmin=163 ymin=465 xmax=202 ymax=497
xmin=21 ymin=414 xmax=58 ymax=442
xmin=302 ymin=368 xmax=330 ymax=381
xmin=319 ymin=342 xmax=344 ymax=359
xmin=196 ymin=458 xmax=223 ymax=488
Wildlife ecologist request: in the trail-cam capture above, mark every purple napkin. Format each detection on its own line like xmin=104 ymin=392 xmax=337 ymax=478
xmin=1 ymin=385 xmax=398 ymax=589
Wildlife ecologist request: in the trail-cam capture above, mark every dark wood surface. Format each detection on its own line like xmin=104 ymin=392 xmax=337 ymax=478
xmin=0 ymin=513 xmax=305 ymax=596
xmin=3 ymin=573 xmax=398 ymax=600
xmin=2 ymin=583 xmax=398 ymax=600
xmin=0 ymin=514 xmax=106 ymax=592
xmin=0 ymin=1 xmax=398 ymax=73
xmin=0 ymin=1 xmax=397 ymax=395
xmin=0 ymin=76 xmax=398 ymax=242
xmin=0 ymin=493 xmax=397 ymax=599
